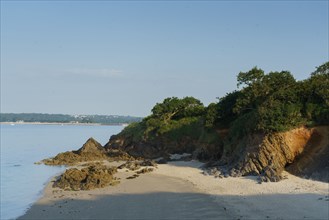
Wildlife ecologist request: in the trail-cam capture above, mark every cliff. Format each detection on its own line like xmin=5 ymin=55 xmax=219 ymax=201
xmin=104 ymin=130 xmax=222 ymax=162
xmin=206 ymin=126 xmax=328 ymax=182
xmin=106 ymin=125 xmax=329 ymax=182
xmin=285 ymin=126 xmax=329 ymax=181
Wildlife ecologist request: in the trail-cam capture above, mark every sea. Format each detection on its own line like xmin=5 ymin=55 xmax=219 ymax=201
xmin=0 ymin=123 xmax=123 ymax=220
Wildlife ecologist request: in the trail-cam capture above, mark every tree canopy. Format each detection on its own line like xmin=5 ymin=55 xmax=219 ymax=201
xmin=151 ymin=97 xmax=204 ymax=122
xmin=121 ymin=61 xmax=329 ymax=144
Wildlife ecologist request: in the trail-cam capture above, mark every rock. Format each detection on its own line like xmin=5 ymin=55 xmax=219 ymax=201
xmin=53 ymin=165 xmax=118 ymax=191
xmin=221 ymin=126 xmax=329 ymax=182
xmin=104 ymin=132 xmax=205 ymax=160
xmin=75 ymin=138 xmax=105 ymax=154
xmin=169 ymin=153 xmax=192 ymax=161
xmin=202 ymin=170 xmax=208 ymax=176
xmin=285 ymin=126 xmax=329 ymax=182
xmin=126 ymin=174 xmax=139 ymax=179
xmin=140 ymin=159 xmax=158 ymax=167
xmin=107 ymin=149 xmax=135 ymax=161
xmin=156 ymin=158 xmax=168 ymax=164
xmin=118 ymin=160 xmax=157 ymax=171
xmin=209 ymin=168 xmax=218 ymax=175
xmin=259 ymin=165 xmax=283 ymax=182
xmin=81 ymin=161 xmax=104 ymax=167
xmin=117 ymin=161 xmax=141 ymax=171
xmin=43 ymin=151 xmax=81 ymax=166
xmin=136 ymin=168 xmax=154 ymax=174
xmin=42 ymin=138 xmax=107 ymax=166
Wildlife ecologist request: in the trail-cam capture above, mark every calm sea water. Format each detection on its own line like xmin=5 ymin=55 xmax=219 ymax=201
xmin=0 ymin=124 xmax=123 ymax=220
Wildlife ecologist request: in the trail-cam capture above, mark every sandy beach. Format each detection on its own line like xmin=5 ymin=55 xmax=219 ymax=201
xmin=19 ymin=161 xmax=329 ymax=220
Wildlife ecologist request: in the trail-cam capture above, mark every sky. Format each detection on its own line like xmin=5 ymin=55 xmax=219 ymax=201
xmin=1 ymin=1 xmax=328 ymax=117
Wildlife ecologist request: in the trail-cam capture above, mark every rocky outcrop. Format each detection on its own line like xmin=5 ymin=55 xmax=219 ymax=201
xmin=215 ymin=126 xmax=329 ymax=182
xmin=41 ymin=138 xmax=159 ymax=191
xmin=54 ymin=164 xmax=119 ymax=191
xmin=75 ymin=137 xmax=105 ymax=155
xmin=42 ymin=138 xmax=107 ymax=165
xmin=106 ymin=149 xmax=136 ymax=161
xmin=106 ymin=125 xmax=329 ymax=182
xmin=104 ymin=134 xmax=215 ymax=160
xmin=42 ymin=124 xmax=328 ymax=188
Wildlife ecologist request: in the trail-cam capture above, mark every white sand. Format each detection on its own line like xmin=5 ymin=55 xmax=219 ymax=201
xmin=155 ymin=161 xmax=329 ymax=219
xmin=19 ymin=161 xmax=329 ymax=219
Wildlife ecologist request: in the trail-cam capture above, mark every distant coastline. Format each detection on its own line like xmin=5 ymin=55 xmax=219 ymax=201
xmin=0 ymin=113 xmax=142 ymax=126
xmin=0 ymin=121 xmax=128 ymax=126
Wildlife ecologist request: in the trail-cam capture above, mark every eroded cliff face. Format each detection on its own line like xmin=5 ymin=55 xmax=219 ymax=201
xmin=221 ymin=126 xmax=329 ymax=182
xmin=105 ymin=126 xmax=328 ymax=182
xmin=104 ymin=134 xmax=199 ymax=159
xmin=285 ymin=126 xmax=329 ymax=182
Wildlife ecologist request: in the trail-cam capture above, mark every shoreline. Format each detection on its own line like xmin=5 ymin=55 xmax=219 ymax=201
xmin=0 ymin=122 xmax=126 ymax=126
xmin=18 ymin=160 xmax=329 ymax=220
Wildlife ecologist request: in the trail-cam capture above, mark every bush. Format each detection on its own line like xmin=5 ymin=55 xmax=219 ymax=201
xmin=121 ymin=122 xmax=145 ymax=142
xmin=161 ymin=117 xmax=202 ymax=141
xmin=257 ymin=102 xmax=305 ymax=132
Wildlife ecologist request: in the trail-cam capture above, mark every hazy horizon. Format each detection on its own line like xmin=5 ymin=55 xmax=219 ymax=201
xmin=0 ymin=112 xmax=142 ymax=117
xmin=1 ymin=1 xmax=328 ymax=117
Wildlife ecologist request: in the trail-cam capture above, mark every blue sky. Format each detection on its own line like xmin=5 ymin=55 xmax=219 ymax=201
xmin=1 ymin=1 xmax=328 ymax=117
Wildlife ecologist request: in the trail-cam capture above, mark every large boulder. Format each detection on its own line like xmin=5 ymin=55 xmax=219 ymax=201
xmin=42 ymin=138 xmax=107 ymax=166
xmin=54 ymin=165 xmax=118 ymax=190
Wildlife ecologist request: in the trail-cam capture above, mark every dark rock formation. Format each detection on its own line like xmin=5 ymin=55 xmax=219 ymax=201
xmin=43 ymin=151 xmax=81 ymax=166
xmin=42 ymin=138 xmax=107 ymax=166
xmin=75 ymin=137 xmax=105 ymax=154
xmin=53 ymin=165 xmax=118 ymax=191
xmin=104 ymin=133 xmax=217 ymax=160
xmin=106 ymin=149 xmax=136 ymax=161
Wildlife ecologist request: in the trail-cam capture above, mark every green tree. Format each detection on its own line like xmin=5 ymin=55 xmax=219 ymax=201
xmin=216 ymin=91 xmax=240 ymax=128
xmin=234 ymin=69 xmax=296 ymax=115
xmin=299 ymin=62 xmax=329 ymax=124
xmin=151 ymin=97 xmax=204 ymax=123
xmin=237 ymin=67 xmax=264 ymax=87
xmin=204 ymin=103 xmax=218 ymax=128
xmin=312 ymin=61 xmax=329 ymax=76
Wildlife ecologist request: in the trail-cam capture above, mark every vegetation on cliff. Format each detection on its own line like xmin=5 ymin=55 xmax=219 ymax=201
xmin=215 ymin=62 xmax=328 ymax=135
xmin=107 ymin=96 xmax=221 ymax=159
xmin=106 ymin=61 xmax=329 ymax=182
xmin=109 ymin=62 xmax=328 ymax=147
xmin=42 ymin=62 xmax=328 ymax=185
